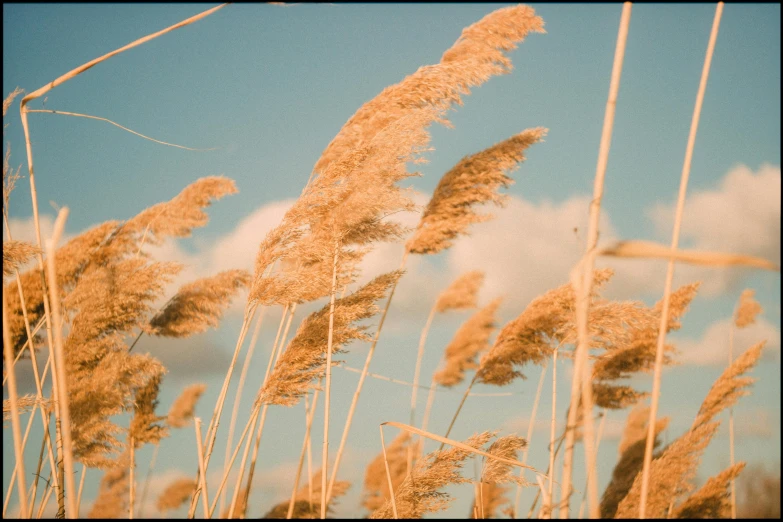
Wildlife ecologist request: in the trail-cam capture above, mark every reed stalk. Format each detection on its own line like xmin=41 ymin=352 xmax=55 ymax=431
xmin=188 ymin=304 xmax=256 ymax=517
xmin=235 ymin=303 xmax=298 ymax=516
xmin=638 ymin=4 xmax=723 ymax=518
xmin=3 ymin=283 xmax=28 ymax=517
xmin=379 ymin=425 xmax=399 ymax=519
xmin=326 ymin=252 xmax=408 ymax=505
xmin=194 ymin=419 xmax=210 ymax=519
xmin=75 ymin=464 xmax=86 ymax=518
xmin=728 ymin=324 xmax=736 ymax=520
xmin=286 ymin=387 xmax=321 ymax=519
xmin=129 ymin=437 xmax=136 ymax=520
xmin=438 ymin=374 xmax=479 ymax=451
xmin=544 ymin=349 xmax=558 ymax=518
xmin=320 ymin=244 xmax=340 ymax=519
xmin=559 ymin=4 xmax=632 ymax=517
xmin=45 ymin=208 xmax=77 ymax=519
xmin=512 ymin=362 xmax=547 ymax=518
xmin=138 ymin=445 xmax=159 ymax=518
xmin=220 ymin=307 xmax=266 ymax=515
xmin=407 ymin=303 xmax=438 ymax=474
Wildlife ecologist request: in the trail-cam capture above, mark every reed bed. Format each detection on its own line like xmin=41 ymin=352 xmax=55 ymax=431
xmin=2 ymin=3 xmax=779 ymax=520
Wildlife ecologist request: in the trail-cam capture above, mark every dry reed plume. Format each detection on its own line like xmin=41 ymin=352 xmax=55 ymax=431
xmin=614 ymin=342 xmax=764 ymax=518
xmin=156 ymin=477 xmax=196 ymax=513
xmin=167 ymin=383 xmax=208 ymax=428
xmin=259 ymin=270 xmax=403 ymax=406
xmin=433 ymin=298 xmax=503 ymax=388
xmin=408 ymin=128 xmax=547 ymax=255
xmin=264 ymin=468 xmax=350 ymax=518
xmin=148 ymin=269 xmax=251 ymax=337
xmin=435 ymin=270 xmax=484 ymax=313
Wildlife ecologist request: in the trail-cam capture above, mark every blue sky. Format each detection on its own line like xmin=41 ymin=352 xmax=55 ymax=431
xmin=3 ymin=3 xmax=780 ymax=518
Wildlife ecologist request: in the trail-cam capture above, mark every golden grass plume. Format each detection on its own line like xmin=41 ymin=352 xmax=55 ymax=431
xmin=148 ymin=269 xmax=251 ymax=337
xmin=407 ymin=128 xmax=546 ymax=255
xmin=167 ymin=383 xmax=207 ymax=428
xmin=434 ymin=297 xmax=502 ymax=387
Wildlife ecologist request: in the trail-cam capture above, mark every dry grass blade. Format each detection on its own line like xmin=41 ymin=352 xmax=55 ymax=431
xmin=381 ymin=422 xmax=541 ymax=475
xmin=26 ymin=109 xmax=218 ymax=151
xmin=2 ymin=279 xmax=28 ymax=517
xmin=371 ymin=431 xmax=496 ymax=519
xmin=364 ymin=432 xmax=413 ymax=513
xmin=148 ymin=269 xmax=251 ymax=337
xmin=600 ymin=240 xmax=779 ymax=271
xmin=3 ymin=240 xmax=39 ymax=279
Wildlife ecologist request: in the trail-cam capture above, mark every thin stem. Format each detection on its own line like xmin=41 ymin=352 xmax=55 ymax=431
xmin=545 ymin=350 xmax=558 ymax=519
xmin=227 ymin=405 xmax=264 ymax=519
xmin=236 ymin=304 xmax=297 ymax=516
xmin=528 ymin=423 xmax=568 ymax=518
xmin=45 ymin=208 xmax=77 ymax=519
xmin=129 ymin=437 xmax=135 ymax=520
xmin=407 ymin=303 xmax=438 ymax=475
xmin=2 ymin=215 xmax=60 ymax=508
xmin=286 ymin=387 xmax=321 ymax=519
xmin=75 ymin=464 xmax=86 ymax=519
xmin=560 ymin=4 xmax=632 ymax=517
xmin=320 ymin=244 xmax=340 ymax=519
xmin=512 ymin=362 xmax=547 ymax=518
xmin=438 ymin=374 xmax=478 ymax=451
xmin=578 ymin=411 xmax=607 ymax=518
xmin=194 ymin=419 xmax=210 ymax=519
xmin=638 ymin=4 xmax=723 ymax=518
xmin=325 ymin=252 xmax=408 ymax=506
xmin=207 ymin=404 xmax=261 ymax=518
xmin=26 ymin=109 xmax=217 ymax=151
xmin=1 ymin=288 xmax=29 ymax=514
xmin=189 ymin=304 xmax=256 ymax=517
xmin=37 ymin=474 xmax=56 ymax=519
xmin=728 ymin=322 xmax=737 ymax=520
xmin=220 ymin=308 xmax=266 ymax=515
xmin=137 ymin=444 xmax=159 ymax=518
xmin=379 ymin=425 xmax=398 ymax=519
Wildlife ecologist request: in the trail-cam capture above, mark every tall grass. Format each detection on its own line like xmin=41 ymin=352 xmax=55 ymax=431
xmin=2 ymin=3 xmax=779 ymax=520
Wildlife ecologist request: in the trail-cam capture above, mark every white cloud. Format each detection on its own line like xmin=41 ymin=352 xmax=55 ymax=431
xmin=650 ymin=164 xmax=780 ymax=265
xmin=671 ymin=317 xmax=780 ymax=366
xmin=4 ymin=213 xmax=56 ymax=244
xmin=446 ymin=195 xmax=617 ymax=314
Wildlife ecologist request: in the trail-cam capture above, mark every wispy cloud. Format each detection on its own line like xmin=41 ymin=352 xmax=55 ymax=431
xmin=671 ymin=316 xmax=780 ymax=366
